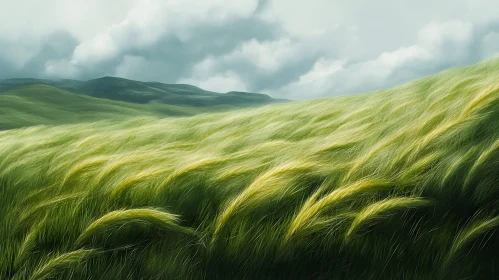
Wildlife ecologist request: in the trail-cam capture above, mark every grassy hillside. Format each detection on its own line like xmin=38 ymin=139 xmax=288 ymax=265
xmin=0 ymin=85 xmax=234 ymax=130
xmin=0 ymin=77 xmax=285 ymax=107
xmin=1 ymin=58 xmax=498 ymax=279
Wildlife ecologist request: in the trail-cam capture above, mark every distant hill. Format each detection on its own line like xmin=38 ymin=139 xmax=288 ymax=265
xmin=0 ymin=77 xmax=286 ymax=107
xmin=0 ymin=85 xmax=234 ymax=130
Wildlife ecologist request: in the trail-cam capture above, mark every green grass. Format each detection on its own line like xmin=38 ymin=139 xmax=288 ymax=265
xmin=1 ymin=58 xmax=499 ymax=279
xmin=0 ymin=85 xmax=236 ymax=130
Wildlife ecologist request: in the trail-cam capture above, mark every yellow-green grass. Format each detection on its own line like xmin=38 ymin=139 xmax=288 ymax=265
xmin=1 ymin=58 xmax=499 ymax=279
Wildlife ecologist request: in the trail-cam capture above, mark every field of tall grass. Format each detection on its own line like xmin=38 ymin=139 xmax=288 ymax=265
xmin=1 ymin=58 xmax=499 ymax=279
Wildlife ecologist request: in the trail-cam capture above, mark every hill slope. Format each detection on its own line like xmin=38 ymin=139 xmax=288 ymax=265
xmin=0 ymin=85 xmax=230 ymax=130
xmin=0 ymin=77 xmax=285 ymax=107
xmin=0 ymin=59 xmax=499 ymax=279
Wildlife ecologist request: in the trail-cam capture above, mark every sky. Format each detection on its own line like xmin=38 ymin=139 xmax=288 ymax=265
xmin=1 ymin=0 xmax=499 ymax=99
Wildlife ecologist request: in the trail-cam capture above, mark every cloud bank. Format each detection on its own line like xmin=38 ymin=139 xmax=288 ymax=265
xmin=1 ymin=0 xmax=499 ymax=99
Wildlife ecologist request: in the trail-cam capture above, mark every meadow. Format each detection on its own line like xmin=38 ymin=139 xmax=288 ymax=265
xmin=1 ymin=58 xmax=498 ymax=279
xmin=0 ymin=85 xmax=237 ymax=130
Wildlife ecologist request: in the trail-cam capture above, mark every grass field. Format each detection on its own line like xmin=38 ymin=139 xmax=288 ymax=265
xmin=0 ymin=85 xmax=237 ymax=130
xmin=1 ymin=58 xmax=499 ymax=279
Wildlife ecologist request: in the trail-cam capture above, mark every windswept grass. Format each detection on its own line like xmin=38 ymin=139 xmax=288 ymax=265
xmin=1 ymin=58 xmax=499 ymax=279
xmin=26 ymin=249 xmax=96 ymax=280
xmin=345 ymin=197 xmax=433 ymax=239
xmin=444 ymin=215 xmax=499 ymax=268
xmin=285 ymin=179 xmax=397 ymax=242
xmin=75 ymin=208 xmax=197 ymax=248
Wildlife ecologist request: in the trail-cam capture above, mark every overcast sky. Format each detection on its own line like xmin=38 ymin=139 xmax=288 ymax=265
xmin=1 ymin=0 xmax=499 ymax=99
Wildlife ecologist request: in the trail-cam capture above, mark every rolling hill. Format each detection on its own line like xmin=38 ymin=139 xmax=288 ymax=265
xmin=0 ymin=58 xmax=498 ymax=279
xmin=0 ymin=77 xmax=286 ymax=107
xmin=0 ymin=85 xmax=234 ymax=130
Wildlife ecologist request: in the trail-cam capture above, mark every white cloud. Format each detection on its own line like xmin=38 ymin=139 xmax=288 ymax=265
xmin=419 ymin=22 xmax=472 ymax=47
xmin=44 ymin=59 xmax=81 ymax=79
xmin=187 ymin=57 xmax=220 ymax=78
xmin=179 ymin=71 xmax=248 ymax=93
xmin=271 ymin=21 xmax=476 ymax=99
xmin=113 ymin=55 xmax=169 ymax=82
xmin=263 ymin=0 xmax=497 ymax=60
xmin=225 ymin=38 xmax=300 ymax=72
xmin=70 ymin=0 xmax=260 ymax=67
xmin=189 ymin=38 xmax=304 ymax=76
xmin=114 ymin=55 xmax=149 ymax=79
xmin=0 ymin=0 xmax=137 ymax=41
xmin=377 ymin=46 xmax=431 ymax=70
xmin=295 ymin=58 xmax=345 ymax=87
xmin=72 ymin=33 xmax=120 ymax=65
